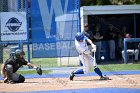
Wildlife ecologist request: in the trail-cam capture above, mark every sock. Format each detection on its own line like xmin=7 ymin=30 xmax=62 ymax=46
xmin=94 ymin=67 xmax=103 ymax=77
xmin=73 ymin=69 xmax=84 ymax=74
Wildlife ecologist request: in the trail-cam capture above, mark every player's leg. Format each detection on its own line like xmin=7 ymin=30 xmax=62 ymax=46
xmin=127 ymin=49 xmax=135 ymax=62
xmin=69 ymin=69 xmax=84 ymax=81
xmin=122 ymin=49 xmax=134 ymax=62
xmin=94 ymin=66 xmax=110 ymax=80
xmin=121 ymin=50 xmax=124 ymax=62
xmin=90 ymin=56 xmax=104 ymax=78
xmin=70 ymin=54 xmax=90 ymax=80
xmin=12 ymin=73 xmax=25 ymax=83
xmin=89 ymin=55 xmax=109 ymax=80
xmin=109 ymin=40 xmax=115 ymax=59
xmin=5 ymin=64 xmax=15 ymax=84
xmin=121 ymin=50 xmax=131 ymax=61
xmin=134 ymin=49 xmax=139 ymax=62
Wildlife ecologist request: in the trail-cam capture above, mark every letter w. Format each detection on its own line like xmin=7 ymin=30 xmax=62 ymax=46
xmin=38 ymin=0 xmax=68 ymax=38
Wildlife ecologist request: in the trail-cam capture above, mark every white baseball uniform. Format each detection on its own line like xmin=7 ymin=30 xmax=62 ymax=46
xmin=75 ymin=37 xmax=97 ymax=74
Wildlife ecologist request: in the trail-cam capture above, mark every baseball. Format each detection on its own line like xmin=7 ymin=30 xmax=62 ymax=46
xmin=101 ymin=56 xmax=104 ymax=60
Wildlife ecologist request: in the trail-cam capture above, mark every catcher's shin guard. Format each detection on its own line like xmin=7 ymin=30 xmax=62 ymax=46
xmin=14 ymin=75 xmax=25 ymax=83
xmin=7 ymin=80 xmax=15 ymax=84
xmin=5 ymin=65 xmax=13 ymax=81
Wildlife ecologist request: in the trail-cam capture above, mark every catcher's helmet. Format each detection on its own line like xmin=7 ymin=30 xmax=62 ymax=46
xmin=75 ymin=32 xmax=84 ymax=41
xmin=15 ymin=49 xmax=25 ymax=58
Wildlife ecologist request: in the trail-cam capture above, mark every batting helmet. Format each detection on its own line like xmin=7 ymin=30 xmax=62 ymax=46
xmin=15 ymin=49 xmax=25 ymax=58
xmin=75 ymin=32 xmax=85 ymax=41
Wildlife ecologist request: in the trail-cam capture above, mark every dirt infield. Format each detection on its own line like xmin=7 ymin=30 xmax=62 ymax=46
xmin=0 ymin=75 xmax=140 ymax=92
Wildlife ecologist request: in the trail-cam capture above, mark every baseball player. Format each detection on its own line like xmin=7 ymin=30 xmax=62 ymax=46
xmin=69 ymin=32 xmax=109 ymax=80
xmin=1 ymin=49 xmax=42 ymax=84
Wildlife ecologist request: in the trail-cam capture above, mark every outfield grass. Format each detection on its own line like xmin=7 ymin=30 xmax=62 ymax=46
xmin=30 ymin=58 xmax=58 ymax=67
xmin=98 ymin=64 xmax=140 ymax=71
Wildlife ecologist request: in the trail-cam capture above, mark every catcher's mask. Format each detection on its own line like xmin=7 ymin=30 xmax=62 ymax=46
xmin=15 ymin=49 xmax=25 ymax=58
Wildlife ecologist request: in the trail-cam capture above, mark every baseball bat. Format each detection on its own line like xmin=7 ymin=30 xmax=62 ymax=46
xmin=89 ymin=51 xmax=97 ymax=66
xmin=93 ymin=51 xmax=96 ymax=63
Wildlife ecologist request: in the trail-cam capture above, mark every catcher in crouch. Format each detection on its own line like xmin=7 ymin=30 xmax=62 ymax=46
xmin=70 ymin=32 xmax=109 ymax=81
xmin=1 ymin=49 xmax=42 ymax=84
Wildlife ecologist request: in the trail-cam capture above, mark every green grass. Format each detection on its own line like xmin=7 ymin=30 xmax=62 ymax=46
xmin=98 ymin=64 xmax=140 ymax=71
xmin=28 ymin=50 xmax=58 ymax=67
xmin=26 ymin=50 xmax=58 ymax=67
xmin=17 ymin=70 xmax=51 ymax=74
xmin=30 ymin=58 xmax=57 ymax=67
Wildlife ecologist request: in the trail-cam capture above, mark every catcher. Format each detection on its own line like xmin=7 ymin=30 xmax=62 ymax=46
xmin=1 ymin=49 xmax=42 ymax=84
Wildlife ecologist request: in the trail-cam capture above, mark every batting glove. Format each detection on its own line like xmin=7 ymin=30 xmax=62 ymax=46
xmin=91 ymin=44 xmax=96 ymax=52
xmin=91 ymin=44 xmax=96 ymax=49
xmin=92 ymin=48 xmax=96 ymax=52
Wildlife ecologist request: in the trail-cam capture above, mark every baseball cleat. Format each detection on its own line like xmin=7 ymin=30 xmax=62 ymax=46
xmin=4 ymin=78 xmax=8 ymax=83
xmin=7 ymin=80 xmax=15 ymax=84
xmin=69 ymin=72 xmax=75 ymax=81
xmin=100 ymin=76 xmax=110 ymax=80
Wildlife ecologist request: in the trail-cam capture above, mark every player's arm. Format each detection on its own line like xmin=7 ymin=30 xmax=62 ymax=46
xmin=26 ymin=62 xmax=42 ymax=75
xmin=27 ymin=63 xmax=37 ymax=69
xmin=22 ymin=59 xmax=37 ymax=69
xmin=86 ymin=38 xmax=96 ymax=51
xmin=86 ymin=38 xmax=93 ymax=45
xmin=1 ymin=64 xmax=6 ymax=79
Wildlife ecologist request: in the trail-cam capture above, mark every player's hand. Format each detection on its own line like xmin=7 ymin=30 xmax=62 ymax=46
xmin=91 ymin=44 xmax=96 ymax=52
xmin=91 ymin=44 xmax=96 ymax=49
xmin=36 ymin=67 xmax=42 ymax=75
xmin=92 ymin=48 xmax=96 ymax=52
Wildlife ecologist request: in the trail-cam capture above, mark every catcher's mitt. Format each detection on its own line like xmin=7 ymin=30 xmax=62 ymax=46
xmin=36 ymin=67 xmax=42 ymax=75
